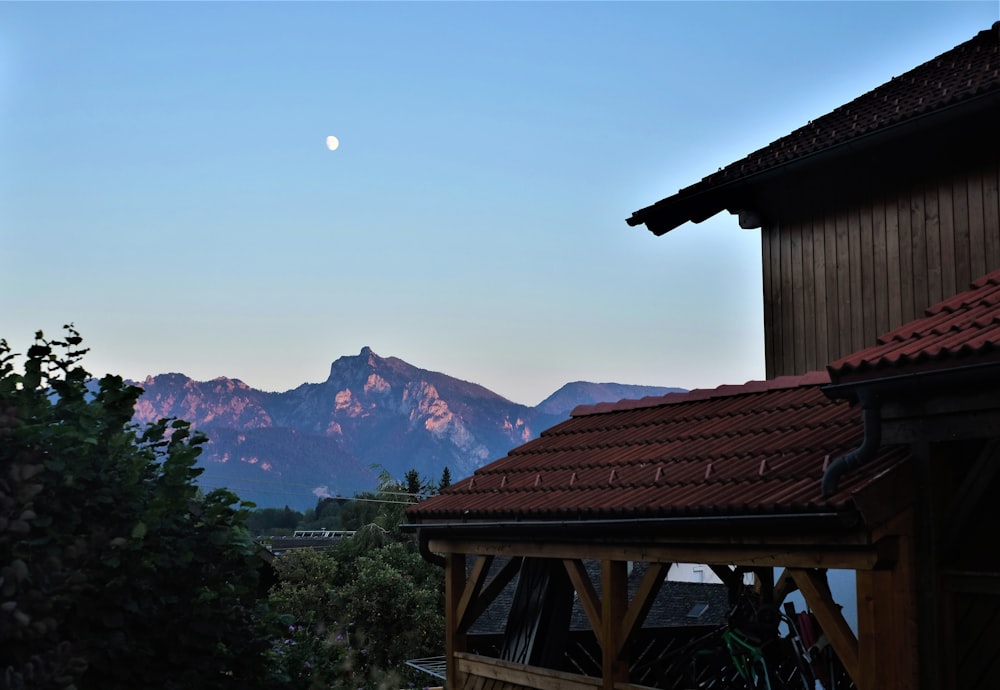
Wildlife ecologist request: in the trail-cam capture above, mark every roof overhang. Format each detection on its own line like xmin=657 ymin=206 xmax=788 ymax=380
xmin=628 ymin=89 xmax=1000 ymax=236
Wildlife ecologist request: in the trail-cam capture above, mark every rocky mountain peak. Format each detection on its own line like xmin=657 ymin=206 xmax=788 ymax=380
xmin=327 ymin=346 xmax=382 ymax=384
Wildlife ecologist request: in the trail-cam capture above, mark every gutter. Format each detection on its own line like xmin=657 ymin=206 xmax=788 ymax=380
xmin=404 ymin=511 xmax=857 ymax=544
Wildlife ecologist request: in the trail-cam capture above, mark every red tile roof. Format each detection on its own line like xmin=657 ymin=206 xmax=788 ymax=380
xmin=408 ymin=373 xmax=907 ymax=523
xmin=628 ymin=22 xmax=1000 ymax=235
xmin=829 ymin=268 xmax=1000 ymax=382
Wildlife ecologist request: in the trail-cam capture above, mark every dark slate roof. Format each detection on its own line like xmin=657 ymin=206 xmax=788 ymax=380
xmin=407 ymin=372 xmax=908 ymax=523
xmin=467 ymin=559 xmax=728 ymax=635
xmin=828 ymin=267 xmax=1000 ymax=383
xmin=628 ymin=22 xmax=1000 ymax=235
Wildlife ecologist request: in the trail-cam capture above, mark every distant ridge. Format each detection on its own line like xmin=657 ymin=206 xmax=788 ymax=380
xmin=535 ymin=381 xmax=686 ymax=418
xmin=131 ymin=348 xmax=685 ymax=510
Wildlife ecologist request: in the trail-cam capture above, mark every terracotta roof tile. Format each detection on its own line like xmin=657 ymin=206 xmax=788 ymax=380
xmin=829 ymin=268 xmax=1000 ymax=381
xmin=408 ymin=373 xmax=908 ymax=522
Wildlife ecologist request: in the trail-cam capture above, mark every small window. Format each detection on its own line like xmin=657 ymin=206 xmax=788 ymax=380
xmin=686 ymin=603 xmax=709 ymax=618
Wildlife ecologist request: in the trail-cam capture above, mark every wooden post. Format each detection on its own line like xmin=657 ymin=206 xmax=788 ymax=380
xmin=601 ymin=560 xmax=628 ymax=690
xmin=445 ymin=553 xmax=467 ymax=690
xmin=856 ymin=547 xmax=917 ymax=690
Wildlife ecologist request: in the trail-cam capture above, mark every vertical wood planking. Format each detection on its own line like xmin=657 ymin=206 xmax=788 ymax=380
xmin=885 ymin=194 xmax=903 ymax=328
xmin=848 ymin=206 xmax=864 ymax=352
xmin=801 ymin=218 xmax=817 ymax=371
xmin=939 ymin=178 xmax=957 ymax=300
xmin=781 ymin=226 xmax=795 ymax=376
xmin=761 ymin=226 xmax=774 ymax=378
xmin=859 ymin=203 xmax=876 ymax=348
xmin=969 ymin=170 xmax=986 ymax=279
xmin=759 ymin=164 xmax=1000 ymax=382
xmin=872 ymin=199 xmax=890 ymax=336
xmin=826 ymin=212 xmax=840 ymax=363
xmin=762 ymin=226 xmax=778 ymax=379
xmin=983 ymin=162 xmax=1000 ymax=269
xmin=790 ymin=223 xmax=805 ymax=373
xmin=898 ymin=190 xmax=915 ymax=323
xmin=812 ymin=215 xmax=829 ymax=367
xmin=836 ymin=211 xmax=852 ymax=360
xmin=954 ymin=173 xmax=971 ymax=289
xmin=911 ymin=186 xmax=928 ymax=315
xmin=924 ymin=181 xmax=943 ymax=306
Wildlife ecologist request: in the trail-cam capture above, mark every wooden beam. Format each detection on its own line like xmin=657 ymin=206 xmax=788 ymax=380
xmin=456 ymin=555 xmax=493 ymax=633
xmin=753 ymin=567 xmax=775 ymax=602
xmin=459 ymin=556 xmax=523 ymax=635
xmin=773 ymin=568 xmax=798 ymax=605
xmin=563 ymin=559 xmax=602 ymax=632
xmin=427 ymin=539 xmax=890 ymax=570
xmin=601 ymin=560 xmax=628 ymax=690
xmin=789 ymin=569 xmax=859 ymax=686
xmin=445 ymin=553 xmax=467 ymax=690
xmin=456 ymin=652 xmax=602 ymax=690
xmin=708 ymin=564 xmax=741 ymax=589
xmin=617 ymin=563 xmax=668 ymax=656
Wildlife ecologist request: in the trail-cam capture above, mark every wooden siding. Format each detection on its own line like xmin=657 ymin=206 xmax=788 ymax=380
xmin=763 ymin=162 xmax=1000 ymax=378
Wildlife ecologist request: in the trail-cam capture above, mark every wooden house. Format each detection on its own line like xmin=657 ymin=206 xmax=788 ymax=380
xmin=407 ymin=22 xmax=1000 ymax=690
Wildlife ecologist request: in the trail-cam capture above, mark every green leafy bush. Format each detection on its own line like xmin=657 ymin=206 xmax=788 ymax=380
xmin=0 ymin=328 xmax=284 ymax=690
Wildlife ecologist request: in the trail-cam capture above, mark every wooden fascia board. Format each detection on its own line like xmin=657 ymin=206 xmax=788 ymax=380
xmin=427 ymin=538 xmax=896 ymax=570
xmin=788 ymin=568 xmax=860 ymax=686
xmin=563 ymin=559 xmax=602 ymax=633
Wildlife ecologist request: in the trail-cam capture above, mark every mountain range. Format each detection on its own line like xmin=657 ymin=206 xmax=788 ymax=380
xmin=130 ymin=347 xmax=684 ymax=510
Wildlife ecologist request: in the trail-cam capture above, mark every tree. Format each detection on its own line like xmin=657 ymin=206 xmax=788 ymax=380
xmin=246 ymin=506 xmax=305 ymax=536
xmin=267 ymin=470 xmax=446 ymax=689
xmin=0 ymin=328 xmax=284 ymax=689
xmin=439 ymin=466 xmax=452 ymax=492
xmin=269 ymin=538 xmax=444 ymax=689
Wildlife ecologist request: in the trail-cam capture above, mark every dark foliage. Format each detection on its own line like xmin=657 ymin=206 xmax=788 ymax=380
xmin=0 ymin=328 xmax=286 ymax=690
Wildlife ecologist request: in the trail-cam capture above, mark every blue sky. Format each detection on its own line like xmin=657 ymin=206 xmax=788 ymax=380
xmin=1 ymin=1 xmax=996 ymax=406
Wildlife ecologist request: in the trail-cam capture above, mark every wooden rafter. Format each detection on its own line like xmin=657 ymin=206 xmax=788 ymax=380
xmin=456 ymin=555 xmax=493 ymax=633
xmin=788 ymin=568 xmax=860 ymax=686
xmin=563 ymin=559 xmax=602 ymax=632
xmin=457 ymin=555 xmax=523 ymax=634
xmin=709 ymin=564 xmax=741 ymax=589
xmin=773 ymin=568 xmax=799 ymax=604
xmin=617 ymin=562 xmax=668 ymax=656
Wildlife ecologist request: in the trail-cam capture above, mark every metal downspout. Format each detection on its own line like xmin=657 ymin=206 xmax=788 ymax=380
xmin=822 ymin=392 xmax=882 ymax=498
xmin=417 ymin=527 xmax=446 ymax=568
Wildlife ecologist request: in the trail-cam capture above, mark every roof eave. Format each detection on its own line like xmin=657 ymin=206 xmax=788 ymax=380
xmin=628 ymin=89 xmax=1000 ymax=236
xmin=403 ymin=511 xmax=862 ymax=541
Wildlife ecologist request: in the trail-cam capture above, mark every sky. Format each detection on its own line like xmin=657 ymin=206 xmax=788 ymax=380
xmin=1 ymin=1 xmax=997 ymax=407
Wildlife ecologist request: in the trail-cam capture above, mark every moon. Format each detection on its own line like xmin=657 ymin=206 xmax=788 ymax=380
xmin=325 ymin=135 xmax=340 ymax=151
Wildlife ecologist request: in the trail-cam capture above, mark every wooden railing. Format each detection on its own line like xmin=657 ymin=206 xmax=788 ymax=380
xmin=456 ymin=652 xmax=602 ymax=690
